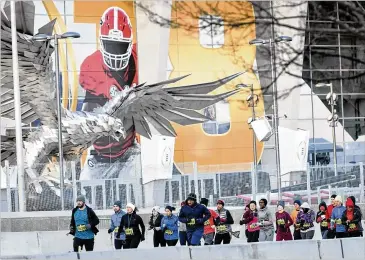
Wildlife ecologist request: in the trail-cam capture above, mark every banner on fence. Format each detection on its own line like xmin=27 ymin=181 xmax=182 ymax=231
xmin=140 ymin=135 xmax=175 ymax=184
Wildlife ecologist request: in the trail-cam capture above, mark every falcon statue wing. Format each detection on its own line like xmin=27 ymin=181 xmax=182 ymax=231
xmin=97 ymin=72 xmax=244 ymax=139
xmin=1 ymin=1 xmax=58 ymax=165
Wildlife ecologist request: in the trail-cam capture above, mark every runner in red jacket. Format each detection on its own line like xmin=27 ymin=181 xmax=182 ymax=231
xmin=200 ymin=198 xmax=220 ymax=245
xmin=326 ymin=194 xmax=337 ymax=239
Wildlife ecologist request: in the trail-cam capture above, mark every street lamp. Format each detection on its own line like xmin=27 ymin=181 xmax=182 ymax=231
xmin=237 ymin=83 xmax=258 ymax=168
xmin=237 ymin=83 xmax=259 ymax=200
xmin=32 ymin=32 xmax=80 ymax=210
xmin=315 ymin=82 xmax=338 ymax=176
xmin=249 ymin=35 xmax=292 ymax=200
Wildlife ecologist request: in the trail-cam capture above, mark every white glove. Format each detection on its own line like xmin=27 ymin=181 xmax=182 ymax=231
xmin=321 ymin=215 xmax=326 ymax=220
xmin=155 ymin=227 xmax=161 ymax=231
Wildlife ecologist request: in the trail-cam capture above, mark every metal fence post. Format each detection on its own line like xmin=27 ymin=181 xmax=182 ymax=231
xmin=251 ymin=163 xmax=257 ymax=201
xmin=193 ymin=162 xmax=199 ymax=200
xmin=359 ymin=162 xmax=364 ymax=203
xmin=71 ymin=161 xmax=77 ymax=206
xmin=317 ymin=186 xmax=321 ymax=204
xmin=5 ymin=161 xmax=12 ymax=212
xmin=307 ymin=165 xmax=311 ymax=205
xmin=168 ymin=181 xmax=173 ymax=206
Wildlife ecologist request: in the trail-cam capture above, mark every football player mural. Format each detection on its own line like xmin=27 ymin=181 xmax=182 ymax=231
xmin=79 ymin=7 xmax=139 ymax=180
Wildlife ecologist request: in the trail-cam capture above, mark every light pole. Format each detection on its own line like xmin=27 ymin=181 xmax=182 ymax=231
xmin=249 ymin=36 xmax=292 ymax=200
xmin=315 ymin=82 xmax=338 ymax=176
xmin=32 ymin=32 xmax=80 ymax=210
xmin=237 ymin=83 xmax=258 ymax=200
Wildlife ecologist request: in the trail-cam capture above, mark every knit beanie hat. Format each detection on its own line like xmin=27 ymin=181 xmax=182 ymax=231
xmin=349 ymin=196 xmax=356 ymax=205
xmin=293 ymin=200 xmax=302 ymax=206
xmin=277 ymin=200 xmax=285 ymax=208
xmin=165 ymin=205 xmax=176 ymax=212
xmin=301 ymin=202 xmax=310 ymax=209
xmin=114 ymin=200 xmax=122 ymax=208
xmin=217 ymin=199 xmax=225 ymax=207
xmin=76 ymin=195 xmax=85 ymax=203
xmin=152 ymin=206 xmax=160 ymax=212
xmin=200 ymin=198 xmax=209 ymax=206
xmin=335 ymin=195 xmax=342 ymax=203
xmin=346 ymin=198 xmax=354 ymax=208
xmin=126 ymin=203 xmax=136 ymax=211
xmin=186 ymin=193 xmax=197 ymax=201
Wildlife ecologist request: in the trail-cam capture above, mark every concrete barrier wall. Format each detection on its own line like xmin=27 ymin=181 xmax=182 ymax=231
xmin=2 ymin=238 xmax=364 ymax=260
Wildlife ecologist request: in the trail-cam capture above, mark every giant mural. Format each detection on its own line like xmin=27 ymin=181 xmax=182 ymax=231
xmin=1 ymin=0 xmax=267 ymax=210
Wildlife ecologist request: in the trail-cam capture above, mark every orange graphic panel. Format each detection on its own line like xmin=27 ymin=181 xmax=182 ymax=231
xmin=168 ymin=1 xmax=265 ymax=170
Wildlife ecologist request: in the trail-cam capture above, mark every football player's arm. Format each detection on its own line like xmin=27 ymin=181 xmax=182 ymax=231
xmin=79 ymin=57 xmax=109 ymax=98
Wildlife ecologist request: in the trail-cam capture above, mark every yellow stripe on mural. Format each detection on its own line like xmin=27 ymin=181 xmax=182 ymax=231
xmin=42 ymin=0 xmax=79 ymax=111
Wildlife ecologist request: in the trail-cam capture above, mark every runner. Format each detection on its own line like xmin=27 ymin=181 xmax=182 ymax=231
xmin=275 ymin=200 xmax=293 ymax=241
xmin=178 ymin=202 xmax=188 ymax=246
xmin=342 ymin=197 xmax=362 ymax=237
xmin=69 ymin=195 xmax=99 ymax=252
xmin=241 ymin=201 xmax=260 ymax=243
xmin=116 ymin=203 xmax=145 ymax=249
xmin=148 ymin=206 xmax=166 ymax=247
xmin=161 ymin=206 xmax=179 ymax=246
xmin=200 ymin=198 xmax=219 ymax=245
xmin=290 ymin=200 xmax=302 ymax=240
xmin=297 ymin=202 xmax=315 ymax=239
xmin=178 ymin=193 xmax=211 ymax=246
xmin=330 ymin=196 xmax=347 ymax=238
xmin=258 ymin=198 xmax=274 ymax=242
xmin=316 ymin=202 xmax=329 ymax=239
xmin=214 ymin=200 xmax=234 ymax=244
xmin=108 ymin=201 xmax=126 ymax=249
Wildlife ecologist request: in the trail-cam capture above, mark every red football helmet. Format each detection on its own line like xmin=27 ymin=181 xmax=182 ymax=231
xmin=99 ymin=7 xmax=133 ymax=71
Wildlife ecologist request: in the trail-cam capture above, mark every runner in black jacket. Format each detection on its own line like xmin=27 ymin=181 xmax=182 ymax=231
xmin=116 ymin=203 xmax=145 ymax=249
xmin=149 ymin=206 xmax=166 ymax=247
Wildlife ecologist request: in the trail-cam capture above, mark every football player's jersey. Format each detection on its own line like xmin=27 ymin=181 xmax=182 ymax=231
xmin=79 ymin=45 xmax=138 ymax=160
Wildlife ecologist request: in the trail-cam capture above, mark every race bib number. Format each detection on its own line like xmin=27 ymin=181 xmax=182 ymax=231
xmin=349 ymin=223 xmax=357 ymax=230
xmin=77 ymin=225 xmax=87 ymax=232
xmin=321 ymin=222 xmax=328 ymax=227
xmin=204 ymin=220 xmax=210 ymax=226
xmin=249 ymin=223 xmax=258 ymax=229
xmin=114 ymin=227 xmax=119 ymax=232
xmin=277 ymin=219 xmax=285 ymax=225
xmin=188 ymin=219 xmax=196 ymax=226
xmin=217 ymin=225 xmax=227 ymax=232
xmin=125 ymin=228 xmax=134 ymax=236
xmin=335 ymin=219 xmax=342 ymax=225
xmin=165 ymin=229 xmax=173 ymax=235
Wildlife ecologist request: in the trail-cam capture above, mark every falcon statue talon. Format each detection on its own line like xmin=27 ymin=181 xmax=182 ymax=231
xmin=1 ymin=1 xmax=244 ymax=211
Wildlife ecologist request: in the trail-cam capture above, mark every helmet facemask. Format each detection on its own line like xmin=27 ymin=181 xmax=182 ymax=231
xmin=100 ymin=36 xmax=132 ymax=71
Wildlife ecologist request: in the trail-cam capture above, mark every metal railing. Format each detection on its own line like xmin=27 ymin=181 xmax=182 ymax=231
xmin=1 ymin=161 xmax=364 ymax=212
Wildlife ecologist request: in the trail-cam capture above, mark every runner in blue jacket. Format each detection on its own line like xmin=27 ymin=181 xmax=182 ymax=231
xmin=161 ymin=206 xmax=179 ymax=246
xmin=178 ymin=193 xmax=211 ymax=246
xmin=330 ymin=196 xmax=347 ymax=238
xmin=108 ymin=201 xmax=126 ymax=249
